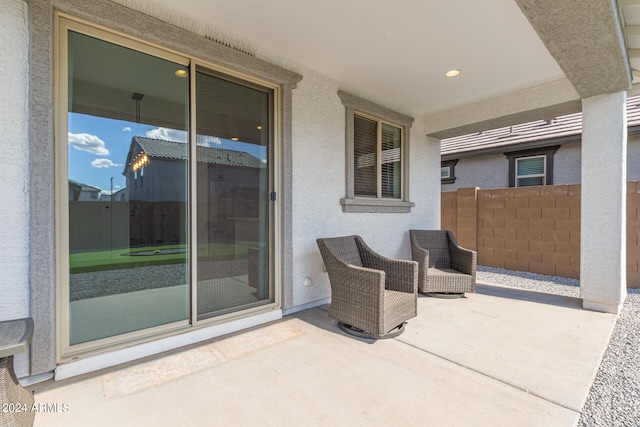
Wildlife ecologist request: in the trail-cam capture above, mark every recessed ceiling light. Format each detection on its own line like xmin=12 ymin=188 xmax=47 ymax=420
xmin=231 ymin=137 xmax=239 ymax=141
xmin=174 ymin=69 xmax=188 ymax=78
xmin=257 ymin=125 xmax=262 ymax=130
xmin=445 ymin=69 xmax=461 ymax=78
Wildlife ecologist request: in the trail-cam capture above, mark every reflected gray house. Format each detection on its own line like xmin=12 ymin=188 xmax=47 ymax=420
xmin=124 ymin=136 xmax=266 ymax=246
xmin=100 ymin=188 xmax=127 ymax=202
xmin=68 ymin=179 xmax=102 ymax=201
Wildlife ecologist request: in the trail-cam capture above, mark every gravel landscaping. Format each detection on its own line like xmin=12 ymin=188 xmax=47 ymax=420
xmin=477 ymin=266 xmax=640 ymax=426
xmin=69 ymin=259 xmax=247 ymax=301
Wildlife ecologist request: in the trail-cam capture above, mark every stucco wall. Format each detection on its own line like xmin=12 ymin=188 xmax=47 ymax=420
xmin=443 ymin=134 xmax=640 ymax=190
xmin=0 ymin=0 xmax=30 ymax=320
xmin=551 ymin=137 xmax=640 ymax=184
xmin=289 ymin=68 xmax=440 ymax=307
xmin=442 ymin=153 xmax=508 ymax=190
xmin=629 ymin=134 xmax=640 ymax=181
xmin=553 ymin=142 xmax=581 ymax=184
xmin=0 ymin=0 xmax=30 ymax=377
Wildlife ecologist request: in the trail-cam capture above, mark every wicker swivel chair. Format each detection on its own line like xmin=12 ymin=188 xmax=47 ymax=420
xmin=317 ymin=235 xmax=418 ymax=339
xmin=409 ymin=230 xmax=477 ymax=298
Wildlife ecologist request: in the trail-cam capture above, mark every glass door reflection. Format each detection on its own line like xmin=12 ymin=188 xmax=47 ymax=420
xmin=195 ymin=70 xmax=272 ymax=319
xmin=67 ymin=31 xmax=189 ymax=344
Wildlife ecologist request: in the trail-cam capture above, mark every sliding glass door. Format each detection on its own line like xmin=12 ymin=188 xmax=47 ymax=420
xmin=66 ymin=30 xmax=190 ymax=345
xmin=59 ymin=18 xmax=275 ymax=355
xmin=195 ymin=70 xmax=272 ymax=320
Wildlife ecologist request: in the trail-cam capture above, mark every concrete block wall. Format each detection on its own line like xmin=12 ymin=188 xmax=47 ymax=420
xmin=455 ymin=187 xmax=478 ymax=251
xmin=442 ymin=183 xmax=640 ymax=288
xmin=628 ymin=181 xmax=640 ymax=287
xmin=441 ymin=191 xmax=458 ymax=239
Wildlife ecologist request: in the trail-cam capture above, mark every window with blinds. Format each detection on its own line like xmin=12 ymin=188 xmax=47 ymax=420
xmin=338 ymin=90 xmax=414 ymax=213
xmin=515 ymin=155 xmax=545 ymax=187
xmin=353 ymin=114 xmax=402 ymax=199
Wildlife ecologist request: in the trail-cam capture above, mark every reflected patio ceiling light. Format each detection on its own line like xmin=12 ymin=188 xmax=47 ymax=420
xmin=174 ymin=69 xmax=188 ymax=78
xmin=445 ymin=69 xmax=461 ymax=78
xmin=231 ymin=137 xmax=239 ymax=141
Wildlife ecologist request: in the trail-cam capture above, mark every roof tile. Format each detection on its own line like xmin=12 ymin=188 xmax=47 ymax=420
xmin=441 ymin=95 xmax=640 ymax=156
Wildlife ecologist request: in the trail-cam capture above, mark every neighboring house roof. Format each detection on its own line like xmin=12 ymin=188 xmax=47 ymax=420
xmin=125 ymin=137 xmax=265 ymax=174
xmin=68 ymin=179 xmax=102 ymax=193
xmin=441 ymin=95 xmax=640 ymax=160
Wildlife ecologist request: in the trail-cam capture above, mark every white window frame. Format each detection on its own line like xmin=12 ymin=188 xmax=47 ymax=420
xmin=515 ymin=155 xmax=546 ymax=187
xmin=504 ymin=146 xmax=559 ymax=187
xmin=338 ymin=91 xmax=415 ymax=213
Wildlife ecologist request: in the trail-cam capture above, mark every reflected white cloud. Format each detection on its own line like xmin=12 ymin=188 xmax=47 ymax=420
xmin=145 ymin=127 xmax=222 ymax=146
xmin=146 ymin=127 xmax=187 ymax=142
xmin=91 ymin=158 xmax=122 ymax=168
xmin=197 ymin=135 xmax=222 ymax=146
xmin=68 ymin=132 xmax=109 ymax=155
xmin=122 ymin=126 xmax=132 ymax=132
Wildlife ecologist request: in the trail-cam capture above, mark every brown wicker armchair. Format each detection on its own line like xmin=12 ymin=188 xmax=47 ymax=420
xmin=409 ymin=230 xmax=477 ymax=298
xmin=317 ymin=235 xmax=418 ymax=339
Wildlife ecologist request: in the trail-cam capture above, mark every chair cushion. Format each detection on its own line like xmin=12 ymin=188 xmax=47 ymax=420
xmin=424 ymin=267 xmax=474 ymax=293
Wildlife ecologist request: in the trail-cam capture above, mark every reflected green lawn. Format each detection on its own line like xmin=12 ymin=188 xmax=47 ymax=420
xmin=70 ymin=243 xmax=249 ymax=273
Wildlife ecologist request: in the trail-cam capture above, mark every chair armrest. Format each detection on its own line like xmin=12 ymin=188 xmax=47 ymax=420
xmin=447 ymin=232 xmax=477 ymax=277
xmin=324 ymin=260 xmax=387 ymax=319
xmin=317 ymin=238 xmax=386 ymax=300
xmin=410 ymin=230 xmax=430 ymax=286
xmin=356 ymin=237 xmax=417 ymax=294
xmin=410 ymin=233 xmax=429 ymax=266
xmin=332 ymin=263 xmax=386 ymax=299
xmin=450 ymin=247 xmax=476 ymax=275
xmin=383 ymin=259 xmax=418 ymax=293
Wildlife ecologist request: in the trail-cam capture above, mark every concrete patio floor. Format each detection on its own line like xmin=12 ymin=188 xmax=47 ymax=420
xmin=29 ymin=281 xmax=617 ymax=426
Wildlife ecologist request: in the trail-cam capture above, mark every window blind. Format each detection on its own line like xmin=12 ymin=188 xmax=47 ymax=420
xmin=381 ymin=123 xmax=401 ymax=198
xmin=354 ymin=115 xmax=377 ymax=197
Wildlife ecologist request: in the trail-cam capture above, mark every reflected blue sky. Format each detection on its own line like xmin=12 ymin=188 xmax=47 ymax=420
xmin=68 ymin=112 xmax=267 ymax=193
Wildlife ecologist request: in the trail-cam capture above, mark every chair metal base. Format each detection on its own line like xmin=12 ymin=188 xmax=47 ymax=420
xmin=421 ymin=292 xmax=466 ymax=299
xmin=338 ymin=322 xmax=406 ymax=339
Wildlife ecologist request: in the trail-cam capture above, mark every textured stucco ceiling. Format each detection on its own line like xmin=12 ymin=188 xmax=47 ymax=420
xmin=132 ymin=0 xmax=566 ymax=115
xmin=109 ymin=0 xmax=633 ymax=131
xmin=620 ymin=0 xmax=640 ymax=85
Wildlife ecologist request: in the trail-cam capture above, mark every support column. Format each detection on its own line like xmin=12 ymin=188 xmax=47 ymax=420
xmin=580 ymin=91 xmax=627 ymax=314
